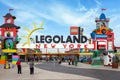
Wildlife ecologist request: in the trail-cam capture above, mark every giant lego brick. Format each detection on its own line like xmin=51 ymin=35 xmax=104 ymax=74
xmin=0 ymin=60 xmax=6 ymax=64
xmin=12 ymin=55 xmax=19 ymax=64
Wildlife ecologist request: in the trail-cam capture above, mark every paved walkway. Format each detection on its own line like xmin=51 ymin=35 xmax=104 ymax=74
xmin=61 ymin=62 xmax=120 ymax=71
xmin=0 ymin=62 xmax=99 ymax=80
xmin=35 ymin=62 xmax=120 ymax=80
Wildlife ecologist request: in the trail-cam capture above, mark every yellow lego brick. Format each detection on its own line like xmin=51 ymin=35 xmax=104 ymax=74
xmin=12 ymin=61 xmax=17 ymax=64
xmin=2 ymin=49 xmax=17 ymax=53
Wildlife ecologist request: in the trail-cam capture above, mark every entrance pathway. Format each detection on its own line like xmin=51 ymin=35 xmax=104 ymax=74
xmin=0 ymin=62 xmax=99 ymax=80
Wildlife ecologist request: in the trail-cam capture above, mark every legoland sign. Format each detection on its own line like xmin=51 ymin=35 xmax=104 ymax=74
xmin=18 ymin=26 xmax=94 ymax=49
xmin=35 ymin=35 xmax=87 ymax=44
xmin=35 ymin=35 xmax=88 ymax=49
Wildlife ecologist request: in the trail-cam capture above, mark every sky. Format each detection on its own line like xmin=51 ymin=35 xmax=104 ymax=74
xmin=0 ymin=0 xmax=120 ymax=52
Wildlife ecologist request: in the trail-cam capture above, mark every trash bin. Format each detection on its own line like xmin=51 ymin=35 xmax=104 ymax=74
xmin=112 ymin=62 xmax=118 ymax=68
xmin=88 ymin=62 xmax=91 ymax=64
xmin=112 ymin=55 xmax=119 ymax=69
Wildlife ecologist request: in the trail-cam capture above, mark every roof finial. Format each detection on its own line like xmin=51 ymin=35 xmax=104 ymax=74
xmin=9 ymin=8 xmax=14 ymax=13
xmin=101 ymin=8 xmax=106 ymax=12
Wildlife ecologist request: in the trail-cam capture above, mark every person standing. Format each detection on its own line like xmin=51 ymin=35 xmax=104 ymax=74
xmin=53 ymin=58 xmax=56 ymax=66
xmin=71 ymin=57 xmax=74 ymax=65
xmin=68 ymin=59 xmax=71 ymax=65
xmin=29 ymin=60 xmax=34 ymax=75
xmin=74 ymin=57 xmax=78 ymax=66
xmin=16 ymin=59 xmax=22 ymax=74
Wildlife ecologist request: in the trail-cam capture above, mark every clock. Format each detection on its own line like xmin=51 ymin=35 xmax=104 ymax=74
xmin=7 ymin=19 xmax=11 ymax=23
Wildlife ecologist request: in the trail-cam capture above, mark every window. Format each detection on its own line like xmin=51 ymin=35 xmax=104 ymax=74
xmin=108 ymin=35 xmax=112 ymax=38
xmin=5 ymin=31 xmax=13 ymax=37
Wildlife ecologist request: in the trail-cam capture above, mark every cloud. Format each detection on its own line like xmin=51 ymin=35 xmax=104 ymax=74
xmin=79 ymin=6 xmax=87 ymax=11
xmin=15 ymin=11 xmax=36 ymax=22
xmin=48 ymin=3 xmax=99 ymax=27
xmin=94 ymin=0 xmax=102 ymax=6
xmin=0 ymin=0 xmax=53 ymax=22
xmin=109 ymin=14 xmax=120 ymax=46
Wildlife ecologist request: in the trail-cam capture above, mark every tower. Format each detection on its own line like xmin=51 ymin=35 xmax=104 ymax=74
xmin=91 ymin=10 xmax=114 ymax=66
xmin=0 ymin=12 xmax=20 ymax=59
xmin=91 ymin=12 xmax=114 ymax=51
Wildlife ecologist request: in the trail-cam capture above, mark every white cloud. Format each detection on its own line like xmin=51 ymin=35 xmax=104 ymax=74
xmin=0 ymin=1 xmax=52 ymax=22
xmin=79 ymin=6 xmax=87 ymax=11
xmin=15 ymin=11 xmax=36 ymax=22
xmin=94 ymin=0 xmax=102 ymax=6
xmin=109 ymin=15 xmax=120 ymax=46
xmin=48 ymin=4 xmax=99 ymax=27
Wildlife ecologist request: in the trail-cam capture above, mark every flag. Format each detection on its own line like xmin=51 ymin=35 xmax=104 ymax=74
xmin=9 ymin=8 xmax=14 ymax=12
xmin=101 ymin=8 xmax=106 ymax=11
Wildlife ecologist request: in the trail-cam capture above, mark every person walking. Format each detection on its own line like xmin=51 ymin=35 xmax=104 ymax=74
xmin=29 ymin=60 xmax=34 ymax=75
xmin=16 ymin=59 xmax=22 ymax=74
